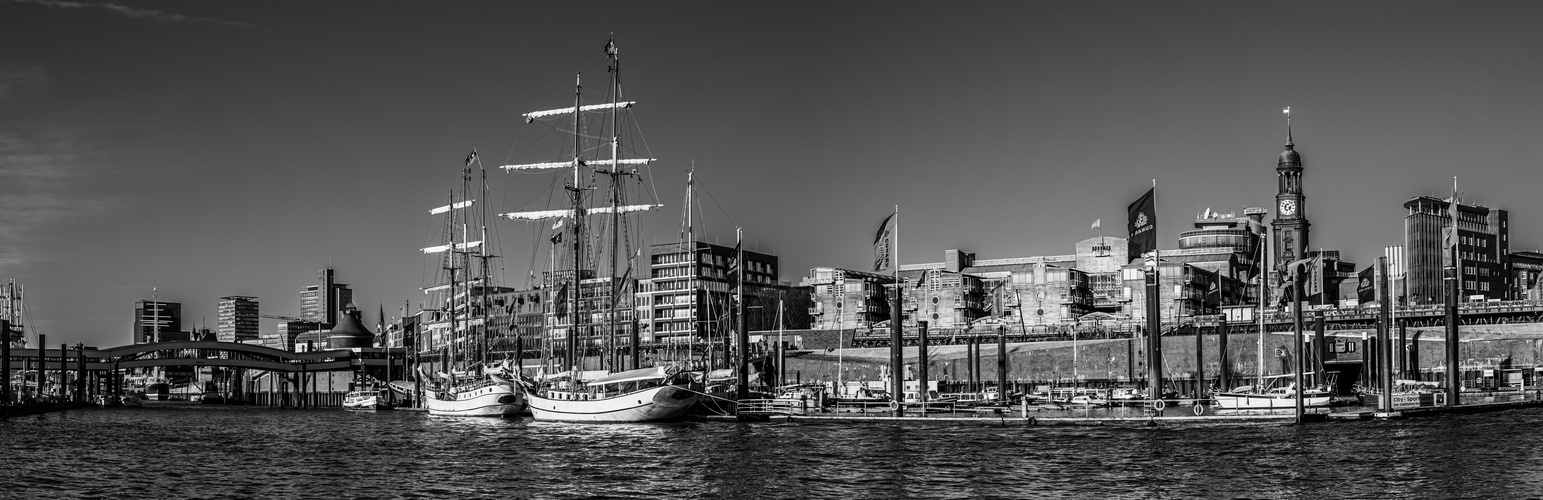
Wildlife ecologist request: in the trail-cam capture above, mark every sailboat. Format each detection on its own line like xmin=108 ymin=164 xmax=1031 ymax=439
xmin=416 ymin=149 xmax=524 ymax=417
xmin=501 ymin=38 xmax=700 ymax=422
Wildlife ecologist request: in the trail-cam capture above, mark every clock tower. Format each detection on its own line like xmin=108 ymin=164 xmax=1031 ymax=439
xmin=1272 ymin=108 xmax=1309 ymax=273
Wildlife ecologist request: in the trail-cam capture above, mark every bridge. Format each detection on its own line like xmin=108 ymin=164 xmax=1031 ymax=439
xmin=3 ymin=341 xmax=412 ymax=407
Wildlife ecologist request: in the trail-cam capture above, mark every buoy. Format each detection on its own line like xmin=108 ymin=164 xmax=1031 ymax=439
xmin=1153 ymin=399 xmax=1166 ymax=411
xmin=1193 ymin=404 xmax=1206 ymax=416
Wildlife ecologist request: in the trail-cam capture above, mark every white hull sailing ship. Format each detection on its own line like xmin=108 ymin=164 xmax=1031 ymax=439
xmin=503 ymin=38 xmax=699 ymax=423
xmin=526 ymin=366 xmax=699 ymax=423
xmin=417 ymin=144 xmax=524 ymax=418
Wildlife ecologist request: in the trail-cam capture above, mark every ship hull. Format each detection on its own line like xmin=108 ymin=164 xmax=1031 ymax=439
xmin=527 ymin=384 xmax=700 ymax=423
xmin=425 ymin=383 xmax=524 ymax=417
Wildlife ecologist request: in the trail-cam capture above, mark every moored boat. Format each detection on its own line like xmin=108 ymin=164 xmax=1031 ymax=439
xmin=343 ymin=388 xmax=397 ymax=411
xmin=525 ymin=366 xmax=699 ymax=423
xmin=426 ymin=375 xmax=523 ymax=417
xmin=1213 ymin=385 xmax=1332 ymax=409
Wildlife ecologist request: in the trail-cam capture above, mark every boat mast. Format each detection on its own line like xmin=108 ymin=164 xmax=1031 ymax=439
xmin=607 ymin=38 xmax=621 ymax=373
xmin=687 ymin=167 xmax=696 ymax=369
xmin=448 ymin=187 xmax=459 ymax=370
xmin=479 ymin=151 xmax=491 ymax=369
xmin=567 ymin=71 xmax=584 ymax=375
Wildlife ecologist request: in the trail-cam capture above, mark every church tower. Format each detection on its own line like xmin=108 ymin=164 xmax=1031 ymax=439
xmin=1272 ymin=108 xmax=1309 ymax=271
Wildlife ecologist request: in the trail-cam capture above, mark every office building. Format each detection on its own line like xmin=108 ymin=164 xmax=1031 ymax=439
xmin=216 ymin=296 xmax=259 ymax=343
xmin=133 ymin=300 xmax=182 ymax=344
xmin=1404 ymin=197 xmax=1509 ymax=304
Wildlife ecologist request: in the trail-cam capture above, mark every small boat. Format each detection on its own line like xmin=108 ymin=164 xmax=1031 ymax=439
xmin=343 ymin=388 xmax=395 ymax=411
xmin=1213 ymin=385 xmax=1332 ymax=409
xmin=119 ymin=393 xmax=144 ymax=407
xmin=93 ymin=394 xmax=121 ymax=407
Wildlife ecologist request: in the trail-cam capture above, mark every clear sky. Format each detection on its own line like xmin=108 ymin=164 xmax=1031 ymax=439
xmin=3 ymin=1 xmax=1541 ymax=348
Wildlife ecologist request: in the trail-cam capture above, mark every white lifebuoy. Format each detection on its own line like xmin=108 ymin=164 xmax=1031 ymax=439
xmin=890 ymin=401 xmax=901 ymax=411
xmin=1193 ymin=404 xmax=1206 ymax=416
xmin=1152 ymin=399 xmax=1167 ymax=411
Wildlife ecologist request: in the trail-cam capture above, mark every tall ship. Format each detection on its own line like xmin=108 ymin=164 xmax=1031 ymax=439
xmin=416 ymin=147 xmax=524 ymax=417
xmin=501 ymin=38 xmax=700 ymax=422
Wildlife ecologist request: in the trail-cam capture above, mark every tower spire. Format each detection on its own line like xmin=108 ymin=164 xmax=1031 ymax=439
xmin=1283 ymin=106 xmax=1293 ymax=147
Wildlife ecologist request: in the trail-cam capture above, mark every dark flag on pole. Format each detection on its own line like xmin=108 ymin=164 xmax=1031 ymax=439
xmin=1356 ymin=266 xmax=1376 ymax=305
xmin=728 ymin=240 xmax=743 ymax=292
xmin=873 ymin=213 xmax=896 ymax=272
xmin=1127 ymin=187 xmax=1157 ymax=263
xmin=464 ymin=150 xmax=478 ymax=167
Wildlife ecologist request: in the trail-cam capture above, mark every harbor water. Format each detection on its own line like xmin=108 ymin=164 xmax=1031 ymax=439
xmin=5 ymin=403 xmax=1543 ymax=499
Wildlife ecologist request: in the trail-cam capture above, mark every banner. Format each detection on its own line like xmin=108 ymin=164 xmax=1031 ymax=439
xmin=873 ymin=213 xmax=895 ymax=272
xmin=1127 ymin=188 xmax=1156 ymax=263
xmin=1357 ymin=266 xmax=1376 ymax=304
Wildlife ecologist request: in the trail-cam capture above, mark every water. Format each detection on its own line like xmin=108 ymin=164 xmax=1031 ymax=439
xmin=5 ymin=403 xmax=1543 ymax=499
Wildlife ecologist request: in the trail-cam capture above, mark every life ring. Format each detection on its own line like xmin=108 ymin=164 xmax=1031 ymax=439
xmin=890 ymin=401 xmax=901 ymax=411
xmin=1193 ymin=404 xmax=1206 ymax=416
xmin=1152 ymin=399 xmax=1167 ymax=411
xmin=1027 ymin=416 xmax=1038 ymax=426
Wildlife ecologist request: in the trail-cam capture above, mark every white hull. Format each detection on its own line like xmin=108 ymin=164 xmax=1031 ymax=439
xmin=426 ymin=383 xmax=524 ymax=417
xmin=1214 ymin=393 xmax=1332 ymax=409
xmin=343 ymin=392 xmax=391 ymax=411
xmin=527 ymin=384 xmax=700 ymax=423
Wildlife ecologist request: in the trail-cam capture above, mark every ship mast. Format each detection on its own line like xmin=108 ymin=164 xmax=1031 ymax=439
xmin=569 ymin=71 xmax=584 ymax=375
xmin=607 ymin=39 xmax=621 ymax=373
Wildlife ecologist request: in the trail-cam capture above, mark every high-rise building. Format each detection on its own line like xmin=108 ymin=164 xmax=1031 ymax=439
xmin=133 ymin=300 xmax=182 ymax=344
xmin=299 ymin=267 xmax=352 ymax=327
xmin=1404 ymin=197 xmax=1509 ymax=304
xmin=636 ymin=241 xmax=797 ymax=344
xmin=216 ymin=296 xmax=259 ymax=343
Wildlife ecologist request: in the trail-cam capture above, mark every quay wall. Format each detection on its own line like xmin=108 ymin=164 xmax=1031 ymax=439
xmin=781 ymin=324 xmax=1543 ymax=387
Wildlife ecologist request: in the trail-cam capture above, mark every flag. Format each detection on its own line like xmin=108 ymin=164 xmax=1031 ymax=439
xmin=1443 ymin=198 xmax=1461 ymax=269
xmin=873 ymin=213 xmax=895 ymax=272
xmin=550 ymin=218 xmax=564 ymax=244
xmin=1091 ymin=219 xmax=1101 ymax=230
xmin=1127 ymin=188 xmax=1156 ymax=263
xmin=914 ymin=270 xmax=927 ymax=289
xmin=727 ymin=240 xmax=743 ymax=291
xmin=554 ymin=283 xmax=569 ymax=316
xmin=464 ymin=150 xmax=478 ymax=166
xmin=605 ymin=38 xmax=617 ymax=58
xmin=1356 ymin=266 xmax=1376 ymax=304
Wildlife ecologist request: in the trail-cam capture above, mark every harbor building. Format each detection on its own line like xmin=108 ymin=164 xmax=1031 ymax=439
xmin=299 ymin=267 xmax=352 ymax=327
xmin=485 ymin=288 xmax=546 ymax=353
xmin=636 ymin=241 xmax=802 ymax=344
xmin=1510 ymin=251 xmax=1543 ymax=301
xmin=216 ymin=296 xmax=259 ymax=343
xmin=133 ymin=300 xmax=182 ymax=344
xmin=536 ymin=270 xmax=638 ymax=355
xmin=899 ymin=250 xmax=1091 ymax=329
xmin=803 ymin=267 xmax=895 ymax=330
xmin=1404 ymin=196 xmax=1509 ymax=304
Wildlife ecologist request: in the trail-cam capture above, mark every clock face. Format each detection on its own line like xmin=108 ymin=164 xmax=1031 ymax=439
xmin=1280 ymin=199 xmax=1297 ymax=216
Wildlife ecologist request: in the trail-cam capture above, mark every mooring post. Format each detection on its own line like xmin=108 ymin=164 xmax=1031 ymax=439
xmin=1314 ymin=311 xmax=1326 ymax=388
xmin=997 ymin=325 xmax=1007 ymax=405
xmin=1216 ymin=318 xmax=1229 ymax=394
xmin=918 ymin=321 xmax=930 ymax=405
xmin=75 ymin=343 xmax=86 ymax=402
xmin=1 ymin=319 xmax=10 ymax=404
xmin=60 ymin=343 xmax=69 ymax=402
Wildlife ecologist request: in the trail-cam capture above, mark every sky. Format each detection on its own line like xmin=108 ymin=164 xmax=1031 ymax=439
xmin=3 ymin=1 xmax=1542 ymax=348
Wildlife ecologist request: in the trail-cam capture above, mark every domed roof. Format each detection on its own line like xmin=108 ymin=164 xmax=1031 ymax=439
xmin=1278 ymin=143 xmax=1301 ymax=167
xmin=327 ymin=308 xmax=375 ymax=349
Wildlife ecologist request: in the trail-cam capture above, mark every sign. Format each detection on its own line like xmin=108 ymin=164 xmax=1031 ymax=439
xmin=1392 ymin=393 xmax=1422 ymax=409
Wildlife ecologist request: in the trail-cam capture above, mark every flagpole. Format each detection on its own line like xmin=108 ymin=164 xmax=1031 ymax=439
xmin=889 ymin=204 xmax=903 ymax=417
xmin=1149 ymin=178 xmax=1163 ymax=406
